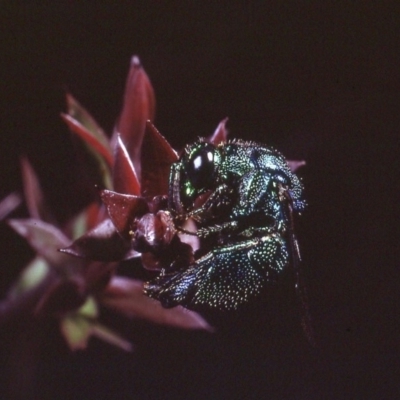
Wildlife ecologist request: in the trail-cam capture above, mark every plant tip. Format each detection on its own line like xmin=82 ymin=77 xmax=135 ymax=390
xmin=131 ymin=55 xmax=141 ymax=67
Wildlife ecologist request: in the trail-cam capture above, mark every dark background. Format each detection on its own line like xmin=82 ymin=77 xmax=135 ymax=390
xmin=0 ymin=2 xmax=399 ymax=399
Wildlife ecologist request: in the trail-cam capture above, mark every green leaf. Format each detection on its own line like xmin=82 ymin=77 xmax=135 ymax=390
xmin=77 ymin=296 xmax=98 ymax=319
xmin=60 ymin=297 xmax=132 ymax=352
xmin=60 ymin=314 xmax=92 ymax=351
xmin=9 ymin=257 xmax=50 ymax=298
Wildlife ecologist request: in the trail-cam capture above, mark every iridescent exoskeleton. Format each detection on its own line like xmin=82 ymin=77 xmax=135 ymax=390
xmin=144 ymin=139 xmax=306 ymax=310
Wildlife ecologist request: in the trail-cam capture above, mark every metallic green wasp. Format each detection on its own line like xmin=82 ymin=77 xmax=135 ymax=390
xmin=144 ymin=139 xmax=306 ymax=311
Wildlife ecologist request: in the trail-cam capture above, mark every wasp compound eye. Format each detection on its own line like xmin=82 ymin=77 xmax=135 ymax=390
xmin=186 ymin=144 xmax=218 ymax=191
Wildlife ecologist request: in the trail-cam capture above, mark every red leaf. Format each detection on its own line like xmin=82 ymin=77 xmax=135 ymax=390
xmin=61 ymin=219 xmax=139 ymax=262
xmin=135 ymin=211 xmax=175 ymax=248
xmin=113 ymin=56 xmax=155 ymax=178
xmin=8 ymin=219 xmax=74 ymax=267
xmin=208 ymin=118 xmax=229 ymax=145
xmin=178 ymin=218 xmax=200 ymax=252
xmin=141 ymin=121 xmax=178 ymax=197
xmin=113 ymin=136 xmax=141 ymax=195
xmin=0 ymin=192 xmax=21 ymax=221
xmin=100 ymin=190 xmax=148 ymax=237
xmin=34 ymin=277 xmax=86 ymax=317
xmin=90 ymin=323 xmax=133 ymax=352
xmin=65 ymin=93 xmax=110 ymax=150
xmin=61 ymin=113 xmax=114 ymax=168
xmin=20 ymin=157 xmax=55 ymax=223
xmin=85 ymin=261 xmax=116 ymax=293
xmin=140 ymin=252 xmax=164 ymax=271
xmin=64 ymin=202 xmax=107 ymax=240
xmin=102 ymin=276 xmax=213 ymax=331
xmin=84 ymin=202 xmax=107 ymax=231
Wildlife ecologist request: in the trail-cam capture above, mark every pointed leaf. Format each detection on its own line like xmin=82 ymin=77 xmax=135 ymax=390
xmin=85 ymin=261 xmax=117 ymax=293
xmin=20 ymin=157 xmax=55 ymax=222
xmin=64 ymin=202 xmax=106 ymax=240
xmin=208 ymin=118 xmax=229 ymax=145
xmin=102 ymin=276 xmax=213 ymax=331
xmin=113 ymin=56 xmax=156 ymax=178
xmin=134 ymin=210 xmax=176 ymax=249
xmin=8 ymin=219 xmax=73 ymax=267
xmin=34 ymin=277 xmax=86 ymax=316
xmin=0 ymin=267 xmax=56 ymax=328
xmin=60 ymin=314 xmax=92 ymax=351
xmin=62 ymin=112 xmax=113 ymax=189
xmin=61 ymin=113 xmax=113 ymax=168
xmin=100 ymin=190 xmax=148 ymax=237
xmin=113 ymin=136 xmax=141 ymax=195
xmin=61 ymin=219 xmax=138 ymax=261
xmin=8 ymin=257 xmax=50 ymax=299
xmin=77 ymin=296 xmax=98 ymax=319
xmin=91 ymin=322 xmax=133 ymax=352
xmin=287 ymin=160 xmax=306 ymax=172
xmin=141 ymin=122 xmax=178 ymax=197
xmin=65 ymin=93 xmax=110 ymax=152
xmin=0 ymin=192 xmax=22 ymax=221
xmin=61 ymin=298 xmax=132 ymax=351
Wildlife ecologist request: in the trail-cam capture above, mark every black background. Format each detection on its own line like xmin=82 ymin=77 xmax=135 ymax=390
xmin=0 ymin=2 xmax=399 ymax=399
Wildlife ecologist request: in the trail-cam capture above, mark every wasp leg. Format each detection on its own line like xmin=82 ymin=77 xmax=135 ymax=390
xmin=196 ymin=220 xmax=239 ymax=238
xmin=184 ymin=184 xmax=233 ymax=223
xmin=144 ymin=234 xmax=289 ymax=310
